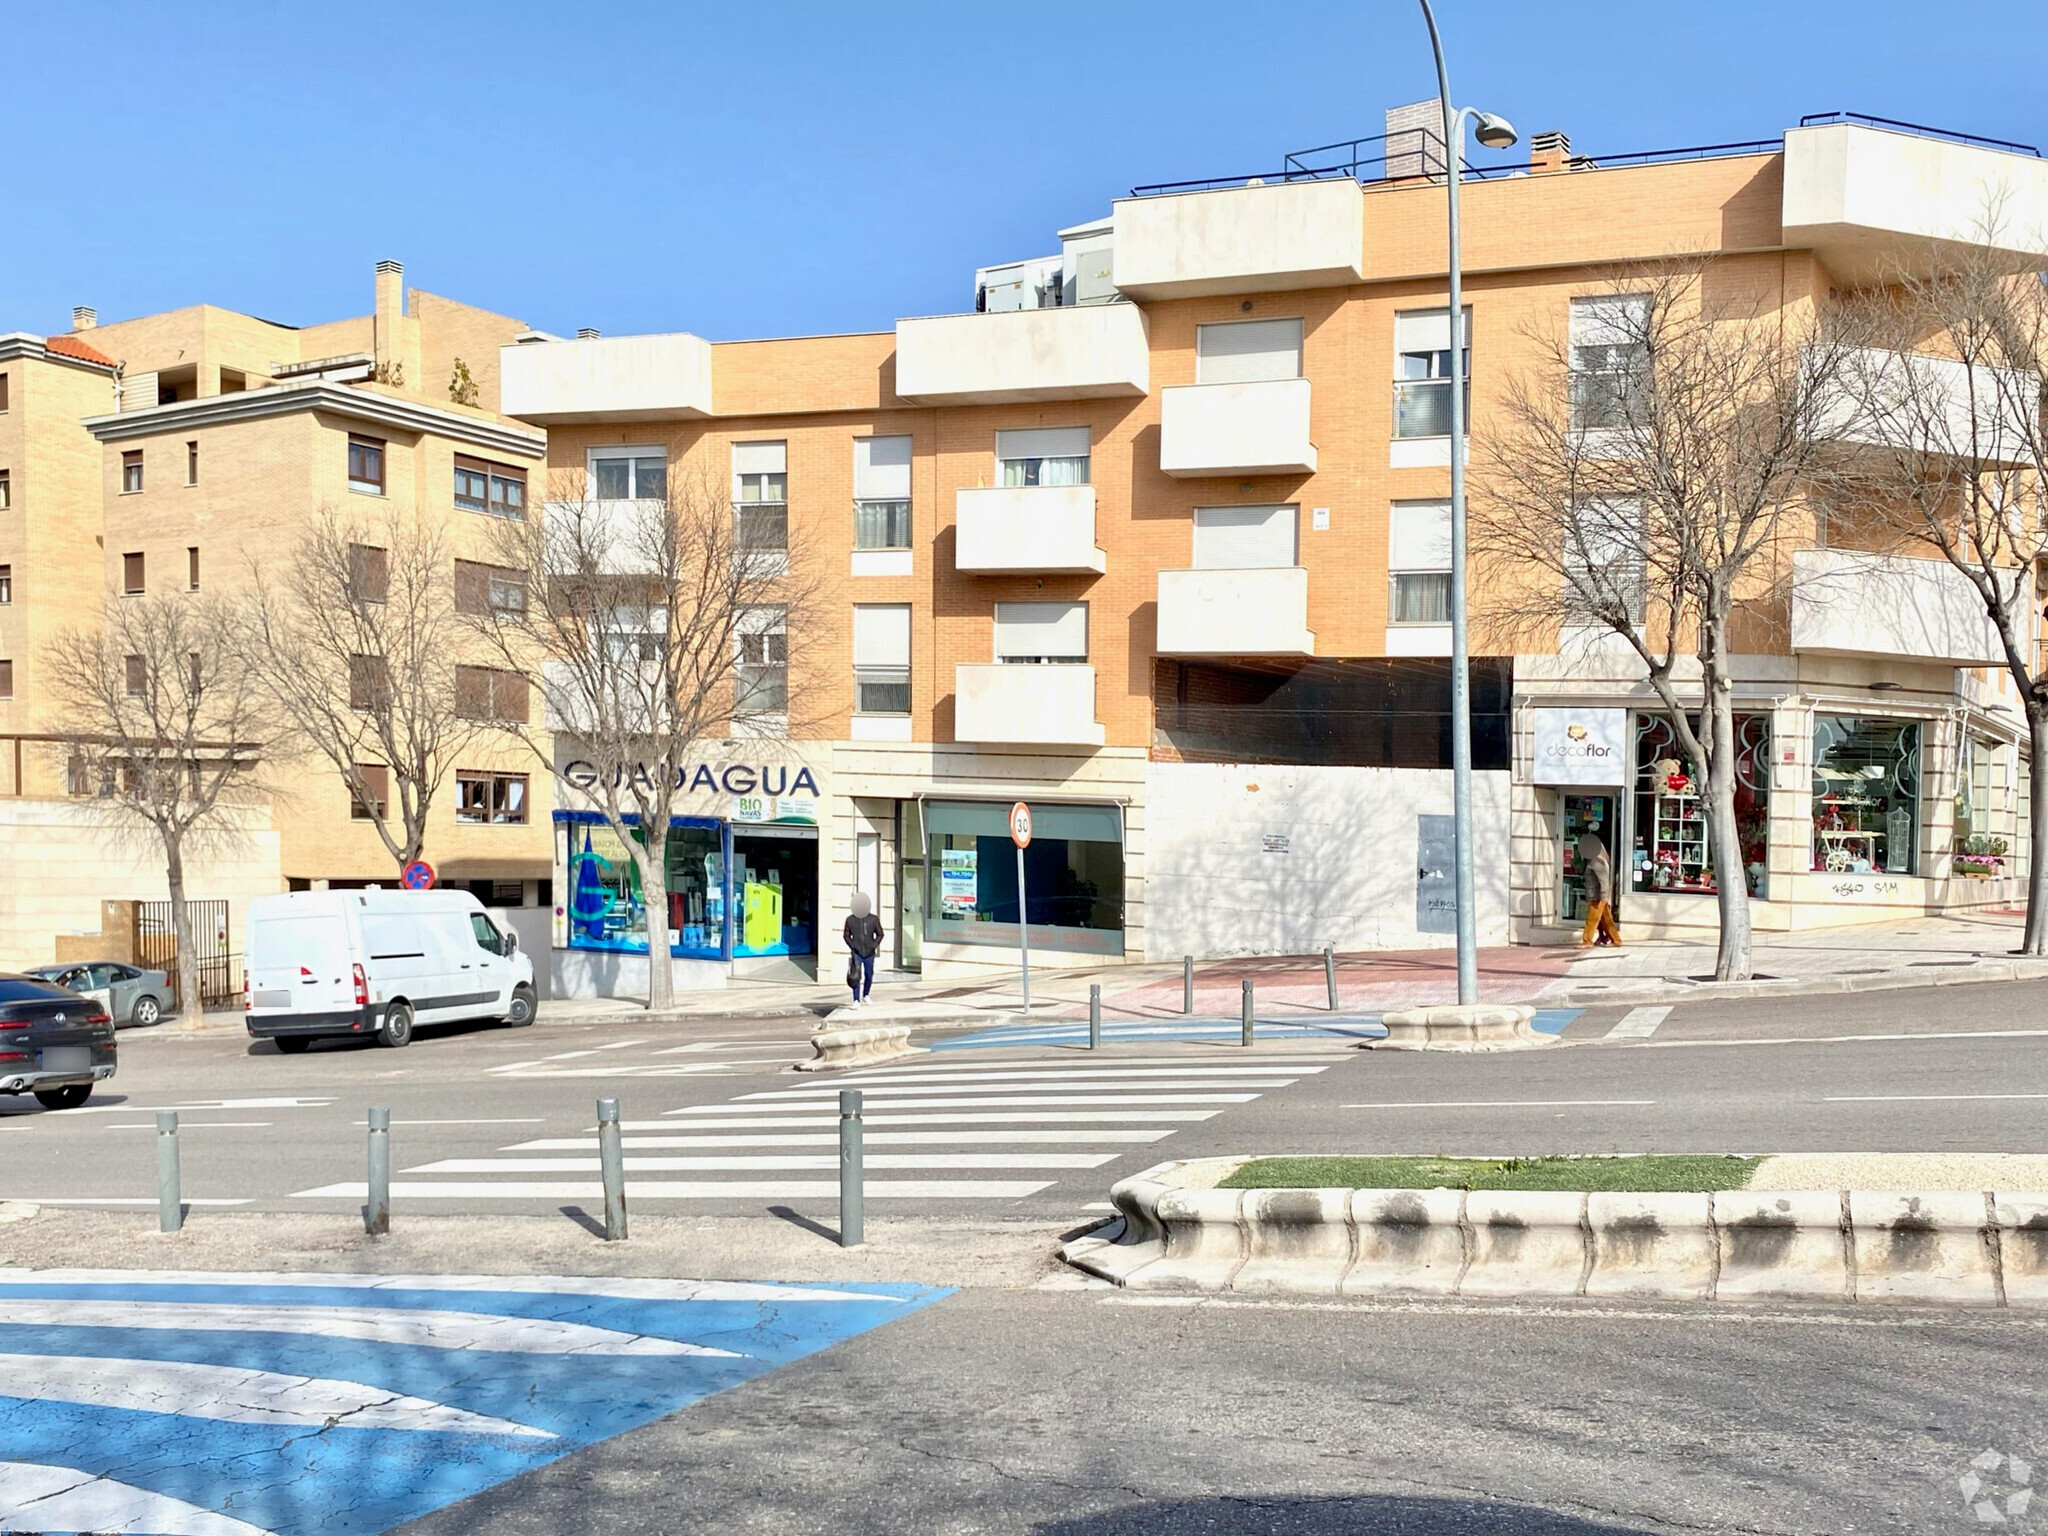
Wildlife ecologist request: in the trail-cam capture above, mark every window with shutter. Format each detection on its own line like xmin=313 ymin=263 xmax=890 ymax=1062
xmin=1192 ymin=505 xmax=1298 ymax=570
xmin=1393 ymin=307 xmax=1472 ymax=438
xmin=1196 ymin=318 xmax=1304 ymax=384
xmin=124 ymin=654 xmax=146 ymax=696
xmin=854 ymin=435 xmax=912 ymax=549
xmin=852 ymin=604 xmax=911 ymax=714
xmin=349 ymin=544 xmax=389 ymax=604
xmin=1388 ymin=501 xmax=1452 ymax=625
xmin=351 ymin=763 xmax=389 ymax=819
xmin=0 ymin=659 xmax=12 ymax=700
xmin=994 ymin=602 xmax=1088 ymax=663
xmin=996 ymin=427 xmax=1089 ymax=488
xmin=349 ymin=654 xmax=389 ymax=711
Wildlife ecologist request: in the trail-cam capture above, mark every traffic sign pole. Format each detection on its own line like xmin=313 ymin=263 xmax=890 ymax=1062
xmin=1010 ymin=802 xmax=1032 ymax=1014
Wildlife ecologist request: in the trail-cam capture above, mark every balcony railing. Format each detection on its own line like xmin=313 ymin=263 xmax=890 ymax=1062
xmin=1393 ymin=379 xmax=1470 ymax=439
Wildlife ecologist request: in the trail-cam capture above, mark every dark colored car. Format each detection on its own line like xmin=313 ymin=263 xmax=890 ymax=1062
xmin=24 ymin=961 xmax=171 ymax=1027
xmin=0 ymin=973 xmax=117 ymax=1110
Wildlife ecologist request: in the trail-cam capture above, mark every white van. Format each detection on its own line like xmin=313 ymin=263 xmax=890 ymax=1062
xmin=245 ymin=889 xmax=537 ymax=1052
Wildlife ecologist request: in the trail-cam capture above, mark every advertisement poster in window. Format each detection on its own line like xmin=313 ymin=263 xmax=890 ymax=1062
xmin=939 ymin=847 xmax=978 ymax=917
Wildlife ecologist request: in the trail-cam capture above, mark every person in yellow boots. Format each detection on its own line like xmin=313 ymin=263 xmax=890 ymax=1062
xmin=1577 ymin=833 xmax=1623 ymax=948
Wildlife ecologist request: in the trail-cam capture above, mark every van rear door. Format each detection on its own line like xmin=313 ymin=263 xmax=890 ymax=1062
xmin=250 ymin=914 xmax=353 ymax=1019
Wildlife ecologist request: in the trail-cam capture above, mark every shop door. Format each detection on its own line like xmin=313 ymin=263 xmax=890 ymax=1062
xmin=1559 ymin=794 xmax=1619 ymax=925
xmin=897 ymin=800 xmax=924 ymax=972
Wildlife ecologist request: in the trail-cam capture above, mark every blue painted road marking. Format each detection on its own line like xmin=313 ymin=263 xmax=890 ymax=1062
xmin=933 ymin=1008 xmax=1581 ymax=1050
xmin=0 ymin=1270 xmax=948 ymax=1535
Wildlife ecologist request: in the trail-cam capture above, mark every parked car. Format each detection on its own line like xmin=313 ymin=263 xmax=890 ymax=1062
xmin=24 ymin=962 xmax=171 ymax=1027
xmin=244 ymin=888 xmax=537 ymax=1052
xmin=0 ymin=973 xmax=117 ymax=1109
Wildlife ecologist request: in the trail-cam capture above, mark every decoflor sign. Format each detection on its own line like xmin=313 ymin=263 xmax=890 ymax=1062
xmin=1531 ymin=708 xmax=1629 ymax=786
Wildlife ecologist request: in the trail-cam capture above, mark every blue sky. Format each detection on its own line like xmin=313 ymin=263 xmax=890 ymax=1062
xmin=5 ymin=0 xmax=2045 ymax=343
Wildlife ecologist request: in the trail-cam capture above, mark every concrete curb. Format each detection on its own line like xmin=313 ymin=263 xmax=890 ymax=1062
xmin=793 ymin=1024 xmax=927 ymax=1072
xmin=1062 ymin=1159 xmax=2045 ymax=1306
xmin=1371 ymin=1003 xmax=1553 ymax=1052
xmin=1541 ymin=955 xmax=2048 ymax=1009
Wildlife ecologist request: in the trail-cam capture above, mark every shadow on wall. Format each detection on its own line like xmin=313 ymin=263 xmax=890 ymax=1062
xmin=1034 ymin=1494 xmax=1659 ymax=1535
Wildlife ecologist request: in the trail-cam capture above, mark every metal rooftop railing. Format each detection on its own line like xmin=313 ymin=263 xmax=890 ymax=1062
xmin=1797 ymin=111 xmax=2040 ymax=157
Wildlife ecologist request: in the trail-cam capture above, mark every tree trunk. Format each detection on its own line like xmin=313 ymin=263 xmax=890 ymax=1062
xmin=2026 ymin=706 xmax=2048 ymax=956
xmin=636 ymin=829 xmax=674 ymax=1011
xmin=1703 ymin=685 xmax=1753 ymax=982
xmin=164 ymin=830 xmax=202 ymax=1019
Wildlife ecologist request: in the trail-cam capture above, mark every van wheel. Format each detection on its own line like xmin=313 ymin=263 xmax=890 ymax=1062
xmin=377 ymin=1003 xmax=415 ymax=1049
xmin=503 ymin=984 xmax=536 ymax=1028
xmin=274 ymin=1036 xmax=313 ymax=1055
xmin=34 ymin=1086 xmax=91 ymax=1110
xmin=132 ymin=996 xmax=162 ymax=1027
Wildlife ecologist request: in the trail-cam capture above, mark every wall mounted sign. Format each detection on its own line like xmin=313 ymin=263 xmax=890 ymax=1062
xmin=1531 ymin=708 xmax=1629 ymax=787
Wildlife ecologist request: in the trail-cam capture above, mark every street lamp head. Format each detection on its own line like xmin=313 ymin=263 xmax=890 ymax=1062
xmin=1470 ymin=111 xmax=1519 ymax=151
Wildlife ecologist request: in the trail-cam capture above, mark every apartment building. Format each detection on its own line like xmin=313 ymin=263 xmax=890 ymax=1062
xmin=0 ymin=265 xmax=552 ymax=966
xmin=504 ymin=109 xmax=2048 ymax=995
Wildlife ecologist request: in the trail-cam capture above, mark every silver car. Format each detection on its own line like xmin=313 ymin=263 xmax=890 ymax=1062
xmin=25 ymin=962 xmax=172 ymax=1027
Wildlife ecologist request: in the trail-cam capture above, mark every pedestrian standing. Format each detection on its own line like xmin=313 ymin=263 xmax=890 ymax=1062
xmin=843 ymin=892 xmax=884 ymax=1006
xmin=1576 ymin=833 xmax=1623 ymax=948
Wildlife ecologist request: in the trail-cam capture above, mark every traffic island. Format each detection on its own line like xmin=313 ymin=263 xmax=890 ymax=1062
xmin=795 ymin=1023 xmax=927 ymax=1071
xmin=1062 ymin=1155 xmax=2048 ymax=1305
xmin=1370 ymin=1003 xmax=1554 ymax=1051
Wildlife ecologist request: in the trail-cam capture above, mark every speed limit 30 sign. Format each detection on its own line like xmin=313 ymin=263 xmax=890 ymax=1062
xmin=1009 ymin=802 xmax=1032 ymax=848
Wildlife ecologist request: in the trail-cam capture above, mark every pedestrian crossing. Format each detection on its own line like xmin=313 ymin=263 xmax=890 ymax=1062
xmin=296 ymin=1050 xmax=1350 ymax=1207
xmin=0 ymin=1268 xmax=941 ymax=1535
xmin=484 ymin=1037 xmax=816 ymax=1079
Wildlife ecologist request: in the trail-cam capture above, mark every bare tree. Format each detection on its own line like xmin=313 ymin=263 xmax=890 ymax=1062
xmin=470 ymin=470 xmax=818 ymax=1010
xmin=43 ymin=596 xmax=280 ymax=1016
xmin=1833 ymin=225 xmax=2048 ymax=950
xmin=1475 ymin=259 xmax=1854 ymax=980
xmin=244 ymin=506 xmax=489 ymax=871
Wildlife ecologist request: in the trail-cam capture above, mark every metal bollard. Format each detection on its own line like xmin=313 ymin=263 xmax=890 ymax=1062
xmin=839 ymin=1089 xmax=864 ymax=1248
xmin=1325 ymin=944 xmax=1338 ymax=1011
xmin=597 ymin=1097 xmax=628 ymax=1241
xmin=156 ymin=1111 xmax=183 ymax=1234
xmin=1241 ymin=978 xmax=1255 ymax=1048
xmin=1184 ymin=955 xmax=1195 ymax=1016
xmin=1088 ymin=984 xmax=1102 ymax=1049
xmin=365 ymin=1106 xmax=391 ymax=1236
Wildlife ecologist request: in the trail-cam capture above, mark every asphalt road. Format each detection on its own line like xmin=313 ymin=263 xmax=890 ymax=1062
xmin=393 ymin=1284 xmax=2048 ymax=1535
xmin=3 ymin=978 xmax=2046 ymax=1216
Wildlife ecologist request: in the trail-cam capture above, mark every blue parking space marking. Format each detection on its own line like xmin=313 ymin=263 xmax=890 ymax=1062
xmin=0 ymin=1270 xmax=947 ymax=1535
xmin=934 ymin=1008 xmax=1580 ymax=1051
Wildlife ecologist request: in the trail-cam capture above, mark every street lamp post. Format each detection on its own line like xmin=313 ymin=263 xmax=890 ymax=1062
xmin=1417 ymin=0 xmax=1516 ymax=1006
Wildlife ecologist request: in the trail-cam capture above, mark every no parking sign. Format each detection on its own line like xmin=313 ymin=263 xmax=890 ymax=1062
xmin=401 ymin=860 xmax=436 ymax=891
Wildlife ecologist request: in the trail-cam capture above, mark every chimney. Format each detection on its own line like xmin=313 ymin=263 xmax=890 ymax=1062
xmin=1530 ymin=130 xmax=1571 ymax=174
xmin=72 ymin=306 xmax=97 ymax=331
xmin=577 ymin=327 xmax=601 ymax=340
xmin=373 ymin=260 xmax=405 ymax=380
xmin=1384 ymin=100 xmax=1443 ymax=181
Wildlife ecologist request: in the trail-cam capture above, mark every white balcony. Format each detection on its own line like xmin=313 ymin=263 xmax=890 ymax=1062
xmin=894 ymin=305 xmax=1149 ymax=405
xmin=1782 ymin=122 xmax=2048 ymax=284
xmin=954 ymin=485 xmax=1106 ymax=574
xmin=1791 ymin=548 xmax=2004 ymax=666
xmin=1112 ymin=179 xmax=1366 ymax=300
xmin=1158 ymin=379 xmax=1316 ymax=477
xmin=953 ymin=664 xmax=1105 ymax=747
xmin=500 ymin=332 xmax=712 ymax=423
xmin=1821 ymin=346 xmax=2038 ymax=464
xmin=1156 ymin=566 xmax=1315 ymax=657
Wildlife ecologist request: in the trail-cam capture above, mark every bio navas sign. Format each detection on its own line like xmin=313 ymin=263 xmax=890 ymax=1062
xmin=1531 ymin=708 xmax=1629 ymax=786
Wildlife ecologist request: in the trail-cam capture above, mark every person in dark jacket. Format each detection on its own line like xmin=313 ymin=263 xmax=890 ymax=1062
xmin=843 ymin=891 xmax=884 ymax=1005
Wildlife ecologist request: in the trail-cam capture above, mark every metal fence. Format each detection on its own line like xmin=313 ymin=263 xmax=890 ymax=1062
xmin=132 ymin=899 xmax=238 ymax=1010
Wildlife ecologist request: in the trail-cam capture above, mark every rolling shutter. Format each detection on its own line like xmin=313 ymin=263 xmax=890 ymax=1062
xmin=1196 ymin=318 xmax=1303 ymax=384
xmin=1192 ymin=505 xmax=1298 ymax=569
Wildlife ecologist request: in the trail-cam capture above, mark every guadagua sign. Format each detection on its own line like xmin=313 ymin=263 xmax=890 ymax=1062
xmin=561 ymin=758 xmax=822 ymax=798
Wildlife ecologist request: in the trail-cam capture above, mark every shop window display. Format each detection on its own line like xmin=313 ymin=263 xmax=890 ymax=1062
xmin=1629 ymin=714 xmax=1771 ymax=897
xmin=1811 ymin=717 xmax=1919 ymax=875
xmin=564 ymin=819 xmax=726 ymax=959
xmin=923 ymin=800 xmax=1125 ymax=956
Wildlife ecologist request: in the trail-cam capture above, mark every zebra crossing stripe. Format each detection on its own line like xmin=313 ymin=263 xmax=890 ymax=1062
xmin=291 ymin=1179 xmax=1052 ymax=1199
xmin=650 ymin=1109 xmax=1221 ymax=1124
xmin=510 ymin=1129 xmax=1176 ymax=1149
xmin=0 ymin=1461 xmax=270 ymax=1536
xmin=401 ymin=1153 xmax=1119 ymax=1174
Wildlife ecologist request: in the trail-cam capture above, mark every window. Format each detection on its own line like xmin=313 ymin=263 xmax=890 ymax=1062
xmin=923 ymin=798 xmax=1125 ymax=955
xmin=735 ymin=606 xmax=789 ymax=715
xmin=124 ymin=654 xmax=146 ymax=696
xmin=348 ymin=543 xmax=389 ymax=604
xmin=1955 ymin=736 xmax=1998 ymax=855
xmin=560 ymin=821 xmax=725 ymax=959
xmin=590 ymin=448 xmax=666 ymax=501
xmin=454 ymin=665 xmax=529 ymax=723
xmin=1196 ymin=318 xmax=1304 ymax=384
xmin=1633 ymin=714 xmax=1771 ymax=897
xmin=187 ymin=547 xmax=200 ymax=591
xmin=348 ymin=653 xmax=390 ymax=711
xmin=732 ymin=441 xmax=789 ymax=559
xmin=0 ymin=659 xmax=11 ymax=700
xmin=1388 ymin=500 xmax=1452 ymax=624
xmin=0 ymin=470 xmax=9 ymax=510
xmin=853 ymin=603 xmax=911 ymax=714
xmin=995 ymin=601 xmax=1088 ymax=663
xmin=185 ymin=440 xmax=199 ymax=486
xmin=457 ymin=770 xmax=529 ymax=824
xmin=1393 ymin=307 xmax=1472 ymax=438
xmin=350 ymin=763 xmax=389 ymax=820
xmin=1192 ymin=504 xmax=1297 ymax=570
xmin=1570 ymin=295 xmax=1651 ymax=430
xmin=454 ymin=559 xmax=528 ymax=619
xmin=469 ymin=912 xmax=507 ymax=954
xmin=0 ymin=565 xmax=11 ymax=604
xmin=1813 ymin=717 xmax=1921 ymax=876
xmin=0 ymin=373 xmax=8 ymax=412
xmin=455 ymin=455 xmax=526 ymax=519
xmin=122 ymin=450 xmax=144 ymax=494
xmin=347 ymin=435 xmax=386 ymax=495
xmin=122 ymin=552 xmax=145 ymax=594
xmin=854 ymin=435 xmax=912 ymax=550
xmin=997 ymin=427 xmax=1089 ymax=487
xmin=1564 ymin=500 xmax=1646 ymax=625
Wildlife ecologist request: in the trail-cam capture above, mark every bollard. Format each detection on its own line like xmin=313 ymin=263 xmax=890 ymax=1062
xmin=1325 ymin=944 xmax=1338 ymax=1011
xmin=1088 ymin=984 xmax=1102 ymax=1050
xmin=156 ymin=1111 xmax=183 ymax=1233
xmin=839 ymin=1089 xmax=865 ymax=1248
xmin=597 ymin=1097 xmax=628 ymax=1241
xmin=365 ymin=1106 xmax=390 ymax=1236
xmin=1184 ymin=955 xmax=1195 ymax=1016
xmin=1241 ymin=978 xmax=1255 ymax=1048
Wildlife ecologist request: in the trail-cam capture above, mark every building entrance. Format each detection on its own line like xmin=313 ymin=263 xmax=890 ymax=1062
xmin=731 ymin=825 xmax=818 ymax=960
xmin=1559 ymin=793 xmax=1621 ymax=928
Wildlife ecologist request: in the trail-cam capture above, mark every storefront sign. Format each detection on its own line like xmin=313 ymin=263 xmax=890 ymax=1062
xmin=939 ymin=848 xmax=979 ymax=916
xmin=733 ymin=793 xmax=818 ymax=826
xmin=562 ymin=757 xmax=821 ymax=799
xmin=1532 ymin=709 xmax=1629 ymax=786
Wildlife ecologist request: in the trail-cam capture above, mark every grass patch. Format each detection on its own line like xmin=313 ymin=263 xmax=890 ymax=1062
xmin=1218 ymin=1154 xmax=1763 ymax=1193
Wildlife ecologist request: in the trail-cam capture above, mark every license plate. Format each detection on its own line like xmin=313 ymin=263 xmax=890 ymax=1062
xmin=39 ymin=1046 xmax=90 ymax=1074
xmin=256 ymin=990 xmax=293 ymax=1009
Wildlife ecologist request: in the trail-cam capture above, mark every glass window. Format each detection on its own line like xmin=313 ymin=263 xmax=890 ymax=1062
xmin=854 ymin=436 xmax=912 ymax=549
xmin=457 ymin=771 xmax=528 ymax=824
xmin=853 ymin=603 xmax=910 ymax=714
xmin=489 ymin=469 xmax=525 ymax=519
xmin=1812 ymin=717 xmax=1920 ymax=875
xmin=469 ymin=912 xmax=502 ymax=953
xmin=563 ymin=820 xmax=725 ymax=959
xmin=122 ymin=451 xmax=144 ymax=493
xmin=1570 ymin=295 xmax=1652 ymax=430
xmin=0 ymin=565 xmax=11 ymax=604
xmin=855 ymin=500 xmax=911 ymax=549
xmin=591 ymin=453 xmax=666 ymax=501
xmin=1392 ymin=308 xmax=1472 ymax=439
xmin=347 ymin=436 xmax=384 ymax=494
xmin=736 ymin=609 xmax=789 ymax=715
xmin=1630 ymin=714 xmax=1772 ymax=897
xmin=922 ymin=800 xmax=1124 ymax=955
xmin=1391 ymin=572 xmax=1452 ymax=624
xmin=454 ymin=457 xmax=490 ymax=511
xmin=997 ymin=428 xmax=1090 ymax=488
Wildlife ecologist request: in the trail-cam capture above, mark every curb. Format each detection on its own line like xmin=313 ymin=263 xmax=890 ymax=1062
xmin=792 ymin=1024 xmax=926 ymax=1072
xmin=1063 ymin=1160 xmax=2048 ymax=1306
xmin=1541 ymin=955 xmax=2048 ymax=1008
